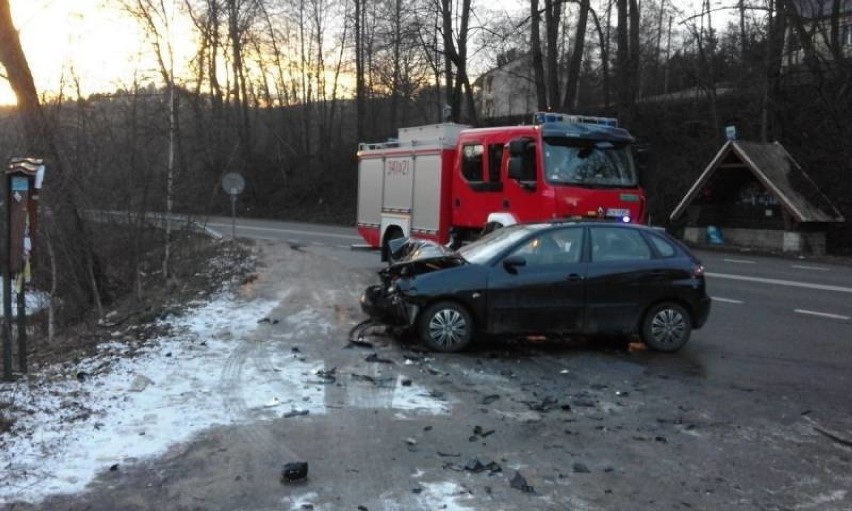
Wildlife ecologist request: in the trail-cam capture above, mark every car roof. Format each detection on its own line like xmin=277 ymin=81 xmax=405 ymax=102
xmin=513 ymin=220 xmax=659 ymax=231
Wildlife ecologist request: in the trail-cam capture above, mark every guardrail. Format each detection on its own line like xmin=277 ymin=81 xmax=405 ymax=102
xmin=83 ymin=210 xmax=224 ymax=240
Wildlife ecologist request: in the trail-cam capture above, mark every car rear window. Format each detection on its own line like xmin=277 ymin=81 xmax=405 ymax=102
xmin=590 ymin=227 xmax=652 ymax=262
xmin=647 ymin=232 xmax=677 ymax=257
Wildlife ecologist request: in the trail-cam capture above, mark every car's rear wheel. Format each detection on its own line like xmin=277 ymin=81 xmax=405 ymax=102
xmin=641 ymin=302 xmax=692 ymax=352
xmin=418 ymin=301 xmax=473 ymax=353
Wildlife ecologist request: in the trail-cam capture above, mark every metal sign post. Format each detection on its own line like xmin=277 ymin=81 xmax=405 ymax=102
xmin=221 ymin=173 xmax=245 ymax=239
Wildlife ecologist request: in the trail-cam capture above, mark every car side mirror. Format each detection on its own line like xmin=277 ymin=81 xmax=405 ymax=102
xmin=502 ymin=255 xmax=527 ymax=274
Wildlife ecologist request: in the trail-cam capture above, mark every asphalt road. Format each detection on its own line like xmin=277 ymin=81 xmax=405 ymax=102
xmin=126 ymin=216 xmax=851 ymax=511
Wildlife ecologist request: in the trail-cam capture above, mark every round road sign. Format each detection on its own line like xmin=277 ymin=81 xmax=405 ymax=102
xmin=221 ymin=172 xmax=245 ymax=195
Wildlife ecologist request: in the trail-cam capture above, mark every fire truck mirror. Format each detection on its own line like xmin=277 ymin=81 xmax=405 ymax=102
xmin=508 ymin=156 xmax=524 ymax=181
xmin=508 ymin=139 xmax=527 ymax=156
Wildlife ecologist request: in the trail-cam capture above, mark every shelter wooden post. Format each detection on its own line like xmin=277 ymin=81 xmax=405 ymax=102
xmin=2 ymin=158 xmax=44 ymax=378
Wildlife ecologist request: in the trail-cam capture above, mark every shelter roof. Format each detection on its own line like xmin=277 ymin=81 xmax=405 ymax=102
xmin=669 ymin=140 xmax=844 ymax=223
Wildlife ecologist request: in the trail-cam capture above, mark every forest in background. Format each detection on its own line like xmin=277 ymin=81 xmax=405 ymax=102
xmin=0 ymin=0 xmax=850 ymax=341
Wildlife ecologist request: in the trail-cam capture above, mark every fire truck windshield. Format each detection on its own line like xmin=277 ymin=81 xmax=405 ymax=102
xmin=543 ymin=138 xmax=637 ymax=187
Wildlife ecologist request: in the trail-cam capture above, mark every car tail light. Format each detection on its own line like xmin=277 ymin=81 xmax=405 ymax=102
xmin=691 ymin=264 xmax=705 ymax=277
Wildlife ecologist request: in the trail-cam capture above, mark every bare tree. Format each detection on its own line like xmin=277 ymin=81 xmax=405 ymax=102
xmin=616 ymin=0 xmax=630 ymax=118
xmin=562 ymin=0 xmax=591 ymax=109
xmin=439 ymin=0 xmax=477 ymax=123
xmin=530 ymin=0 xmax=548 ymax=110
xmin=122 ymin=0 xmax=182 ymax=279
xmin=0 ymin=0 xmax=103 ymax=328
xmin=760 ymin=0 xmax=786 ymax=141
xmin=0 ymin=0 xmax=52 ymax=152
xmin=355 ymin=0 xmax=366 ymax=140
xmin=543 ymin=0 xmax=562 ymax=109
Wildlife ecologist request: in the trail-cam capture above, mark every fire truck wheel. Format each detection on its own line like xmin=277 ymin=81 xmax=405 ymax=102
xmin=419 ymin=301 xmax=474 ymax=353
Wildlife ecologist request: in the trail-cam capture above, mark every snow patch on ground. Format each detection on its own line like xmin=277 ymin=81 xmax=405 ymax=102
xmin=345 ymin=374 xmax=451 ymax=415
xmin=0 ymin=288 xmax=454 ymax=505
xmin=0 ymin=293 xmax=280 ymax=504
xmin=794 ymin=489 xmax=848 ymax=510
xmin=413 ymin=481 xmax=476 ymax=511
xmin=281 ymin=491 xmax=322 ymax=511
xmin=0 ymin=289 xmax=50 ymax=316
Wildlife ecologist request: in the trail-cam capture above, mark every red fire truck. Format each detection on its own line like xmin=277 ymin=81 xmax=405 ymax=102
xmin=356 ymin=112 xmax=646 ymax=259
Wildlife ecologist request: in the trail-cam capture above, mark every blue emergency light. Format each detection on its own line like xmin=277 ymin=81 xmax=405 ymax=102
xmin=533 ymin=111 xmax=618 ymax=127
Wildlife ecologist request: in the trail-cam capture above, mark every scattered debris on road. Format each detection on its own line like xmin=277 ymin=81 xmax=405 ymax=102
xmin=283 ymin=409 xmax=310 ymax=418
xmin=480 ymin=394 xmax=500 ymax=405
xmin=364 ymin=353 xmax=394 ymax=364
xmin=281 ymin=461 xmax=309 ymax=483
xmin=510 ymin=471 xmax=534 ymax=493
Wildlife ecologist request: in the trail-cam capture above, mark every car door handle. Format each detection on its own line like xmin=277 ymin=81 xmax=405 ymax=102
xmin=565 ymin=273 xmax=584 ymax=281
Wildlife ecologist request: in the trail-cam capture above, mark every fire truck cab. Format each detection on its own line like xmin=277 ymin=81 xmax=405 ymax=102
xmin=356 ymin=112 xmax=646 ymax=259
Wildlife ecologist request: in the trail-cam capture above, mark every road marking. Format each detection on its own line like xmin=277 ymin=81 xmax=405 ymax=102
xmin=207 ymin=223 xmax=361 ymax=240
xmin=712 ymin=297 xmax=744 ymax=304
xmin=794 ymin=309 xmax=850 ymax=321
xmin=706 ymin=272 xmax=852 ymax=294
xmin=791 ymin=264 xmax=830 ymax=271
xmin=723 ymin=258 xmax=756 ymax=264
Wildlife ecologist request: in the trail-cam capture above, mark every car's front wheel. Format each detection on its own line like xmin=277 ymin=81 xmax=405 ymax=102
xmin=418 ymin=301 xmax=474 ymax=353
xmin=641 ymin=302 xmax=692 ymax=352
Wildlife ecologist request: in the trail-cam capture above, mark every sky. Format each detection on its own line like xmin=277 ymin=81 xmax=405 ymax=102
xmin=1 ymin=0 xmax=188 ymax=105
xmin=0 ymin=0 xmax=734 ymax=107
xmin=0 ymin=289 xmax=453 ymax=506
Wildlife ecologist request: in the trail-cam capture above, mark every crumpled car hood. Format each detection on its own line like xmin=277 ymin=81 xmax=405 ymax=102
xmin=383 ymin=238 xmax=465 ymax=280
xmin=388 ymin=237 xmax=455 ymax=263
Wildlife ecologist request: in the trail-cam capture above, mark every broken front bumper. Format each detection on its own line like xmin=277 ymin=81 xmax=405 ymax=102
xmin=360 ymin=284 xmax=417 ymax=327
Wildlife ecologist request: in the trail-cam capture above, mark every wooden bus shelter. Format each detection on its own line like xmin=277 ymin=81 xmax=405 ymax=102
xmin=669 ymin=140 xmax=844 ymax=255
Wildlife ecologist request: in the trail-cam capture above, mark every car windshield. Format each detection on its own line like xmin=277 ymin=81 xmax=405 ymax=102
xmin=543 ymin=138 xmax=637 ymax=187
xmin=457 ymin=224 xmax=543 ymax=264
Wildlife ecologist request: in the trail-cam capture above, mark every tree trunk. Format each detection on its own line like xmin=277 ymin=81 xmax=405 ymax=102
xmin=227 ymin=0 xmax=252 ymax=163
xmin=531 ymin=0 xmax=548 ymax=110
xmin=628 ymin=0 xmax=640 ymax=106
xmin=616 ymin=0 xmax=629 ymax=119
xmin=391 ymin=0 xmax=401 ymax=129
xmin=544 ymin=0 xmax=562 ymax=110
xmin=739 ymin=0 xmax=748 ymax=63
xmin=761 ymin=0 xmax=786 ymax=142
xmin=441 ymin=0 xmax=472 ymax=122
xmin=562 ymin=0 xmax=590 ymax=109
xmin=355 ymin=0 xmax=365 ymax=142
xmin=0 ymin=0 xmax=50 ymax=152
xmin=654 ymin=0 xmax=666 ymax=96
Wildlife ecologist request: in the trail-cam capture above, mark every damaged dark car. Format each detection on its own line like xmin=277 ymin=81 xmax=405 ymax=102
xmin=360 ymin=222 xmax=711 ymax=353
